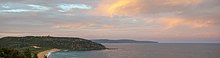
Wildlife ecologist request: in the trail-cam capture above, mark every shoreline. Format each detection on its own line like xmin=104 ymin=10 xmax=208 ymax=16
xmin=37 ymin=49 xmax=61 ymax=58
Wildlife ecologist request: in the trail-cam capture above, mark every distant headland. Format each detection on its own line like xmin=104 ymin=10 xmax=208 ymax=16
xmin=92 ymin=39 xmax=158 ymax=43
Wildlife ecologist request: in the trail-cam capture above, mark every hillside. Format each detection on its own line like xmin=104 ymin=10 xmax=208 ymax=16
xmin=92 ymin=39 xmax=158 ymax=43
xmin=0 ymin=36 xmax=106 ymax=51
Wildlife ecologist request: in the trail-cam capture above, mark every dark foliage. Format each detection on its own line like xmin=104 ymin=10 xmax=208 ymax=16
xmin=33 ymin=53 xmax=38 ymax=58
xmin=0 ymin=48 xmax=26 ymax=58
xmin=24 ymin=49 xmax=32 ymax=58
xmin=0 ymin=48 xmax=38 ymax=58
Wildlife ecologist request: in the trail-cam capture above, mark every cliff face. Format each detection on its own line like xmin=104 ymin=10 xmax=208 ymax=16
xmin=0 ymin=36 xmax=106 ymax=51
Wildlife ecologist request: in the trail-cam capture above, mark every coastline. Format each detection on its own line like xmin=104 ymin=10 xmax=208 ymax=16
xmin=37 ymin=49 xmax=60 ymax=58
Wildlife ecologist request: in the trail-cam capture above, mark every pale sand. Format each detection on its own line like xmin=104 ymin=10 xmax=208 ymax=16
xmin=37 ymin=49 xmax=60 ymax=58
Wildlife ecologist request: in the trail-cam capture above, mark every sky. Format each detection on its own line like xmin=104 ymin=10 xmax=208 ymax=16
xmin=0 ymin=0 xmax=220 ymax=43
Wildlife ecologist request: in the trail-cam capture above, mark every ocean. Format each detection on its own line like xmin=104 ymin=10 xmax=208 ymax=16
xmin=50 ymin=43 xmax=220 ymax=58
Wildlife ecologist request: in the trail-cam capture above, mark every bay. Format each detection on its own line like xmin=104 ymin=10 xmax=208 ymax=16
xmin=51 ymin=43 xmax=220 ymax=58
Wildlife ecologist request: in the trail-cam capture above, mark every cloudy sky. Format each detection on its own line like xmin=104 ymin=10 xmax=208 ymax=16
xmin=0 ymin=0 xmax=220 ymax=43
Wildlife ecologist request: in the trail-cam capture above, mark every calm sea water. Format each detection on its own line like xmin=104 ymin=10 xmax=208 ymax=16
xmin=51 ymin=43 xmax=220 ymax=58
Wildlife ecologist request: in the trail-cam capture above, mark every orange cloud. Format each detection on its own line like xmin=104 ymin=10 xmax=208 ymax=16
xmin=160 ymin=17 xmax=213 ymax=29
xmin=97 ymin=0 xmax=142 ymax=16
xmin=165 ymin=0 xmax=202 ymax=5
xmin=96 ymin=0 xmax=202 ymax=17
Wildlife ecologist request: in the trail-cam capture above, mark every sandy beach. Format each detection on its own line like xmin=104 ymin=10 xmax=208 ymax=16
xmin=37 ymin=49 xmax=60 ymax=58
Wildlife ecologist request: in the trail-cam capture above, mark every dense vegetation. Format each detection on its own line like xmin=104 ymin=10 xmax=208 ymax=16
xmin=0 ymin=36 xmax=106 ymax=50
xmin=0 ymin=48 xmax=38 ymax=58
xmin=0 ymin=36 xmax=106 ymax=58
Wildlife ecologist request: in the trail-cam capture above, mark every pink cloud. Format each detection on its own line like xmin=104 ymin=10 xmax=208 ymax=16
xmin=95 ymin=0 xmax=202 ymax=17
xmin=160 ymin=17 xmax=213 ymax=29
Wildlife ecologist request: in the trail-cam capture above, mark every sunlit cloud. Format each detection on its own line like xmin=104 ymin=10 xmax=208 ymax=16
xmin=165 ymin=0 xmax=202 ymax=5
xmin=57 ymin=4 xmax=92 ymax=12
xmin=97 ymin=0 xmax=141 ymax=16
xmin=160 ymin=17 xmax=213 ymax=29
xmin=0 ymin=3 xmax=50 ymax=13
xmin=96 ymin=0 xmax=203 ymax=17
